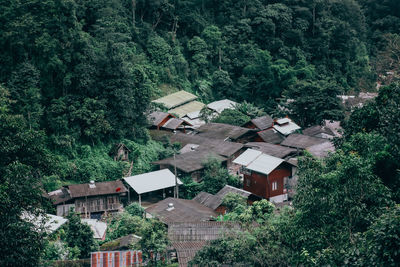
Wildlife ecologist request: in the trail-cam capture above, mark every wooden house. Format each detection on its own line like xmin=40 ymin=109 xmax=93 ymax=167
xmin=109 ymin=143 xmax=130 ymax=161
xmin=233 ymin=149 xmax=294 ymax=203
xmin=196 ymin=123 xmax=257 ymax=143
xmin=193 ymin=185 xmax=261 ymax=215
xmin=49 ymin=180 xmax=128 ymax=219
xmin=253 ymin=128 xmax=285 ymax=144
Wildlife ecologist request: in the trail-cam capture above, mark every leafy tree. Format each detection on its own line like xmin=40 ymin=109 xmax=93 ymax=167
xmin=125 ymin=202 xmax=145 ymax=217
xmin=137 ymin=219 xmax=169 ymax=263
xmin=65 ymin=213 xmax=98 ymax=258
xmin=202 ymin=157 xmax=240 ymax=194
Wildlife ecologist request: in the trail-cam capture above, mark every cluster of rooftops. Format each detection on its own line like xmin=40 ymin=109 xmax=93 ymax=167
xmin=40 ymin=90 xmax=342 ymax=266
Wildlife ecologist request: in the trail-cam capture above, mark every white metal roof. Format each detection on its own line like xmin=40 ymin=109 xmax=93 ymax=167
xmin=233 ymin=149 xmax=262 ymax=166
xmin=273 ymin=121 xmax=301 ymax=136
xmin=247 ymin=154 xmax=284 ymax=175
xmin=124 ymin=169 xmax=183 ymax=195
xmin=207 ymin=99 xmax=237 ymax=113
xmin=21 ymin=212 xmax=68 ymax=233
xmin=82 ymin=219 xmax=107 ymax=239
xmin=276 ymin=118 xmax=291 ymax=125
xmin=233 ymin=149 xmax=285 ymax=175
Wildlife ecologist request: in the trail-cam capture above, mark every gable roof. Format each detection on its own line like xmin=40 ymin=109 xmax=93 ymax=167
xmin=193 ymin=185 xmax=253 ymax=210
xmin=169 ymin=101 xmax=205 ymax=118
xmin=153 ymin=150 xmax=226 ymax=173
xmin=162 ymin=118 xmax=192 ymax=130
xmin=108 ymin=143 xmax=131 ymax=156
xmin=273 ymin=119 xmax=301 ymax=136
xmin=68 ymin=180 xmax=127 ymax=198
xmin=48 ymin=187 xmax=73 ymax=205
xmin=124 ymin=169 xmax=183 ymax=195
xmin=82 ymin=219 xmax=107 ymax=240
xmin=150 ymin=131 xmax=244 ymax=158
xmin=233 ymin=149 xmax=286 ymax=175
xmin=244 ymin=142 xmax=296 ymax=159
xmin=145 ymin=197 xmax=218 ymax=224
xmin=147 ymin=111 xmax=172 ymax=127
xmin=21 ymin=212 xmax=68 ymax=234
xmin=248 ymin=115 xmax=274 ymax=130
xmin=207 ymin=99 xmax=237 ymax=114
xmin=196 ymin=123 xmax=256 ymax=141
xmin=152 ymin=90 xmax=198 ymax=109
xmin=303 ymin=125 xmax=335 ymax=139
xmin=256 ymin=128 xmax=285 ymax=144
xmin=306 ymin=141 xmax=335 ymax=158
xmin=280 ymin=134 xmax=327 ymax=149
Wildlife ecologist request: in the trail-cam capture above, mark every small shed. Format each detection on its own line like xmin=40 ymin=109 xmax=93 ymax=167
xmin=242 ymin=115 xmax=274 ymax=131
xmin=123 ymin=169 xmax=183 ymax=205
xmin=109 ymin=143 xmax=131 ymax=161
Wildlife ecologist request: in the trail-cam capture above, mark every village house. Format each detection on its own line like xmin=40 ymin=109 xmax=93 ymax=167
xmin=244 ymin=142 xmax=297 ymax=159
xmin=147 ymin=111 xmax=193 ymax=132
xmin=48 ymin=180 xmax=128 ymax=219
xmin=196 ymin=123 xmax=257 ymax=143
xmin=233 ymin=149 xmax=294 ymax=203
xmin=242 ymin=115 xmax=274 ymax=131
xmin=123 ymin=169 xmax=183 ymax=205
xmin=193 ymin=185 xmax=261 ymax=215
xmin=109 ymin=143 xmax=130 ymax=161
xmin=168 ymin=221 xmax=239 ymax=267
xmin=145 ymin=197 xmax=218 ymax=225
xmin=280 ymin=133 xmax=335 ymax=158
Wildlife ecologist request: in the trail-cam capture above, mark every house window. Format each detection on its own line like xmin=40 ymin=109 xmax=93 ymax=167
xmin=246 ymin=179 xmax=251 ymax=187
xmin=272 ymin=181 xmax=278 ymax=191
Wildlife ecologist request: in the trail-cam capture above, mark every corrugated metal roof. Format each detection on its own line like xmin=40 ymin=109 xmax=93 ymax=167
xmin=276 ymin=118 xmax=291 ymax=124
xmin=147 ymin=111 xmax=171 ymax=126
xmin=124 ymin=169 xmax=182 ymax=195
xmin=169 ymin=101 xmax=205 ymax=118
xmin=247 ymin=154 xmax=284 ymax=175
xmin=68 ymin=180 xmax=127 ymax=198
xmin=273 ymin=121 xmax=301 ymax=136
xmin=196 ymin=123 xmax=255 ymax=140
xmin=256 ymin=128 xmax=284 ymax=144
xmin=152 ymin=91 xmax=198 ymax=109
xmin=207 ymin=99 xmax=237 ymax=113
xmin=21 ymin=212 xmax=68 ymax=234
xmin=306 ymin=141 xmax=335 ymax=158
xmin=233 ymin=149 xmax=262 ymax=166
xmin=249 ymin=115 xmax=274 ymax=130
xmin=281 ymin=134 xmax=327 ymax=149
xmin=82 ymin=219 xmax=107 ymax=240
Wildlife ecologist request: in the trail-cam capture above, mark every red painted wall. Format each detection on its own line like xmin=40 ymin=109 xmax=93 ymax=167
xmin=243 ymin=165 xmax=291 ymax=199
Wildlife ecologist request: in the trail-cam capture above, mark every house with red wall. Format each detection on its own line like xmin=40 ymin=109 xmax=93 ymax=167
xmin=233 ymin=149 xmax=294 ymax=203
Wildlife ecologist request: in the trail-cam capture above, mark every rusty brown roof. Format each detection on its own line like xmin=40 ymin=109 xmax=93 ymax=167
xmin=147 ymin=111 xmax=171 ymax=126
xmin=145 ymin=198 xmax=218 ymax=224
xmin=68 ymin=180 xmax=127 ymax=198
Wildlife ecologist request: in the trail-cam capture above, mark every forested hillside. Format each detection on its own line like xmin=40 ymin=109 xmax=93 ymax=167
xmin=1 ymin=0 xmax=400 ymax=266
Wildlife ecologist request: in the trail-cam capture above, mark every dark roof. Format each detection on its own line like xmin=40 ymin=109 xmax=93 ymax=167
xmin=153 ymin=149 xmax=226 ymax=173
xmin=193 ymin=185 xmax=253 ymax=210
xmin=150 ymin=131 xmax=244 ymax=158
xmin=145 ymin=197 xmax=218 ymax=224
xmin=168 ymin=221 xmax=240 ymax=267
xmin=68 ymin=180 xmax=128 ymax=198
xmin=163 ymin=118 xmax=191 ymax=130
xmin=244 ymin=142 xmax=297 ymax=159
xmin=303 ymin=125 xmax=335 ymax=138
xmin=147 ymin=111 xmax=172 ymax=126
xmin=256 ymin=129 xmax=285 ymax=144
xmin=108 ymin=143 xmax=131 ymax=156
xmin=48 ymin=187 xmax=73 ymax=205
xmin=249 ymin=115 xmax=273 ymax=130
xmin=196 ymin=123 xmax=256 ymax=141
xmin=281 ymin=134 xmax=327 ymax=149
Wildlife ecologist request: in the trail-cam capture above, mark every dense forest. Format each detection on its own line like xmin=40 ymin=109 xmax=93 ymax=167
xmin=1 ymin=0 xmax=400 ymax=266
